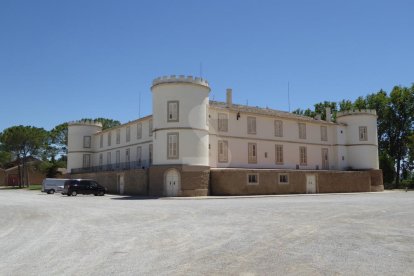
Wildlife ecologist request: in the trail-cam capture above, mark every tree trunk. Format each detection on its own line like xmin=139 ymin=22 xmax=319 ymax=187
xmin=396 ymin=157 xmax=401 ymax=189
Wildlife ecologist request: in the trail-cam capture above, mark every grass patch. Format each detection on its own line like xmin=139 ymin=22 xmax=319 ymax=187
xmin=28 ymin=184 xmax=42 ymax=190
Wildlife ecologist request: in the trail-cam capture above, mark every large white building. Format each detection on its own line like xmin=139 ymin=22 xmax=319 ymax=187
xmin=67 ymin=75 xmax=382 ymax=196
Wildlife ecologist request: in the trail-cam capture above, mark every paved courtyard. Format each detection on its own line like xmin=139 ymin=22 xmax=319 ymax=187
xmin=0 ymin=189 xmax=413 ymax=275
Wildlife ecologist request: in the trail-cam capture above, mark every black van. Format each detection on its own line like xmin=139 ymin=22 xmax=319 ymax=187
xmin=62 ymin=179 xmax=106 ymax=196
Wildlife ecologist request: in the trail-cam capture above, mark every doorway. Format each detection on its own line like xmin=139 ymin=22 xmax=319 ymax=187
xmin=117 ymin=174 xmax=125 ymax=195
xmin=164 ymin=169 xmax=180 ymax=197
xmin=306 ymin=174 xmax=317 ymax=194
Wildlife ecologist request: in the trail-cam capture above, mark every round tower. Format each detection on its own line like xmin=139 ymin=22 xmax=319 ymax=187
xmin=67 ymin=121 xmax=102 ymax=173
xmin=149 ymin=75 xmax=210 ymax=196
xmin=336 ymin=110 xmax=379 ymax=170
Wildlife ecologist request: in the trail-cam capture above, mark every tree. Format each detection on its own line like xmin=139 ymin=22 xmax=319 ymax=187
xmin=0 ymin=126 xmax=48 ymax=187
xmin=339 ymin=99 xmax=353 ymax=111
xmin=386 ymin=85 xmax=414 ymax=187
xmin=49 ymin=122 xmax=68 ymax=161
xmin=80 ymin=118 xmax=121 ymax=130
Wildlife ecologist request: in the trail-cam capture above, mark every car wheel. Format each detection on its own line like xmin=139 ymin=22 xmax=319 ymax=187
xmin=98 ymin=191 xmax=104 ymax=196
xmin=71 ymin=191 xmax=77 ymax=196
xmin=49 ymin=189 xmax=55 ymax=194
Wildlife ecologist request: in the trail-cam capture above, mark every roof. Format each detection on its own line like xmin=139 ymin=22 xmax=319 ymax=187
xmin=209 ymin=101 xmax=337 ymax=124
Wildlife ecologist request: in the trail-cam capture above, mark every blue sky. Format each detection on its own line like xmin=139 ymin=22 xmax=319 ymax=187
xmin=0 ymin=0 xmax=413 ymax=132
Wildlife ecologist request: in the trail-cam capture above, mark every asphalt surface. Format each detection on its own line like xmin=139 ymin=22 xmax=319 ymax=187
xmin=0 ymin=189 xmax=413 ymax=276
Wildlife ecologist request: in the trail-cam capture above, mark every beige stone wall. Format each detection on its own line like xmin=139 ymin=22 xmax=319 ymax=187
xmin=149 ymin=165 xmax=210 ymax=196
xmin=211 ymin=169 xmax=383 ymax=196
xmin=71 ymin=169 xmax=148 ymax=195
xmin=369 ymin=170 xmax=384 ymax=191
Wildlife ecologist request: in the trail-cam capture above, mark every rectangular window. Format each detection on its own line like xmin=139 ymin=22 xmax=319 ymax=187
xmin=299 ymin=123 xmax=306 ymax=139
xmin=279 ymin=173 xmax=289 ymax=184
xmin=82 ymin=154 xmax=91 ymax=168
xmin=218 ymin=113 xmax=228 ymax=132
xmin=275 ymin=144 xmax=283 ymax=164
xmin=99 ymin=153 xmax=103 ymax=167
xmin=247 ymin=173 xmax=259 ymax=185
xmin=218 ymin=140 xmax=228 ymax=163
xmin=107 ymin=152 xmax=111 ymax=164
xmin=149 ymin=144 xmax=153 ymax=165
xmin=136 ymin=146 xmax=142 ymax=166
xmin=247 ymin=116 xmax=256 ymax=134
xmin=248 ymin=143 xmax=257 ymax=164
xmin=137 ymin=123 xmax=142 ymax=139
xmin=167 ymin=133 xmax=179 ymax=159
xmin=126 ymin=126 xmax=131 ymax=143
xmin=83 ymin=136 xmax=91 ymax=148
xmin=321 ymin=126 xmax=328 ymax=141
xmin=99 ymin=135 xmax=103 ymax=148
xmin=108 ymin=132 xmax=112 ymax=146
xmin=274 ymin=120 xmax=283 ymax=137
xmin=125 ymin=148 xmax=130 ymax=167
xmin=115 ymin=150 xmax=120 ymax=168
xmin=359 ymin=126 xmax=368 ymax=141
xmin=299 ymin=146 xmax=307 ymax=166
xmin=116 ymin=129 xmax=121 ymax=144
xmin=167 ymin=101 xmax=179 ymax=122
xmin=149 ymin=119 xmax=153 ymax=137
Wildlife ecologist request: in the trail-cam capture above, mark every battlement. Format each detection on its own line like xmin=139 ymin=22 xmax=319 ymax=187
xmin=336 ymin=109 xmax=377 ymax=117
xmin=152 ymin=75 xmax=209 ymax=88
xmin=68 ymin=120 xmax=103 ymax=128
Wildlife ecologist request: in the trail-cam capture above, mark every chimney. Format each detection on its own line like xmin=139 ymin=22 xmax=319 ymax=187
xmin=226 ymin=88 xmax=232 ymax=108
xmin=325 ymin=107 xmax=331 ymax=122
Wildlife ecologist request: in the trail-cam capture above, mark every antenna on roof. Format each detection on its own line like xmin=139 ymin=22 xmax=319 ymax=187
xmin=288 ymin=81 xmax=291 ymax=112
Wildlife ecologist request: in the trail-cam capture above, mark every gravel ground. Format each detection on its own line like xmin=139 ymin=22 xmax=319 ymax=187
xmin=0 ymin=189 xmax=413 ymax=276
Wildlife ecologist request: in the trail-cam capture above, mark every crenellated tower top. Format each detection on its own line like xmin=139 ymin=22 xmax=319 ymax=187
xmin=152 ymin=75 xmax=209 ymax=89
xmin=336 ymin=109 xmax=377 ymax=118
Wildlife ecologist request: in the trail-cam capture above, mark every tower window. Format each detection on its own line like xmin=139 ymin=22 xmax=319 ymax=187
xmin=167 ymin=101 xmax=179 ymax=122
xmin=359 ymin=126 xmax=368 ymax=141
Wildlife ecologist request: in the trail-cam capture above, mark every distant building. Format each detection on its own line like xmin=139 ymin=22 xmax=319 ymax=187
xmin=67 ymin=75 xmax=383 ymax=196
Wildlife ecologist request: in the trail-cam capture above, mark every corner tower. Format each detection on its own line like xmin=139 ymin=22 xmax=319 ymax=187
xmin=336 ymin=110 xmax=379 ymax=170
xmin=67 ymin=121 xmax=102 ymax=173
xmin=149 ymin=75 xmax=211 ymax=196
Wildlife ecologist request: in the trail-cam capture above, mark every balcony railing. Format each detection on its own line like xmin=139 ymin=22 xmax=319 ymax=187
xmin=71 ymin=160 xmax=151 ymax=174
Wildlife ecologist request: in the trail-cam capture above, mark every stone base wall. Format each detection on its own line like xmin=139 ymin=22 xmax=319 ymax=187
xmin=149 ymin=165 xmax=210 ymax=197
xmin=71 ymin=169 xmax=148 ymax=195
xmin=211 ymin=169 xmax=383 ymax=196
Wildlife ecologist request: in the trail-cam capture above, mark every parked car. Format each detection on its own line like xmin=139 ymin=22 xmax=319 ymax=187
xmin=42 ymin=178 xmax=70 ymax=194
xmin=62 ymin=179 xmax=106 ymax=196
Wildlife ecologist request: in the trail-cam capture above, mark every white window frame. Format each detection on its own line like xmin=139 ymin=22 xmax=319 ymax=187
xmin=167 ymin=133 xmax=179 ymax=159
xmin=218 ymin=113 xmax=228 ymax=132
xmin=116 ymin=150 xmax=120 ymax=167
xmin=83 ymin=136 xmax=91 ymax=148
xmin=116 ymin=129 xmax=121 ymax=144
xmin=126 ymin=126 xmax=131 ymax=143
xmin=82 ymin=154 xmax=91 ymax=168
xmin=359 ymin=126 xmax=368 ymax=141
xmin=278 ymin=173 xmax=289 ymax=185
xmin=137 ymin=146 xmax=142 ymax=166
xmin=167 ymin=101 xmax=179 ymax=122
xmin=247 ymin=116 xmax=256 ymax=134
xmin=247 ymin=173 xmax=259 ymax=185
xmin=99 ymin=135 xmax=103 ymax=148
xmin=99 ymin=153 xmax=103 ymax=167
xmin=218 ymin=140 xmax=228 ymax=163
xmin=275 ymin=144 xmax=283 ymax=164
xmin=299 ymin=146 xmax=307 ymax=166
xmin=248 ymin=143 xmax=257 ymax=164
xmin=107 ymin=132 xmax=112 ymax=146
xmin=274 ymin=120 xmax=283 ymax=137
xmin=299 ymin=123 xmax=306 ymax=139
xmin=125 ymin=148 xmax=130 ymax=164
xmin=107 ymin=152 xmax=111 ymax=165
xmin=137 ymin=123 xmax=142 ymax=139
xmin=321 ymin=126 xmax=328 ymax=141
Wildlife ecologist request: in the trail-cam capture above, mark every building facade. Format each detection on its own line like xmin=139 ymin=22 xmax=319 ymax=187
xmin=67 ymin=75 xmax=383 ymax=196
